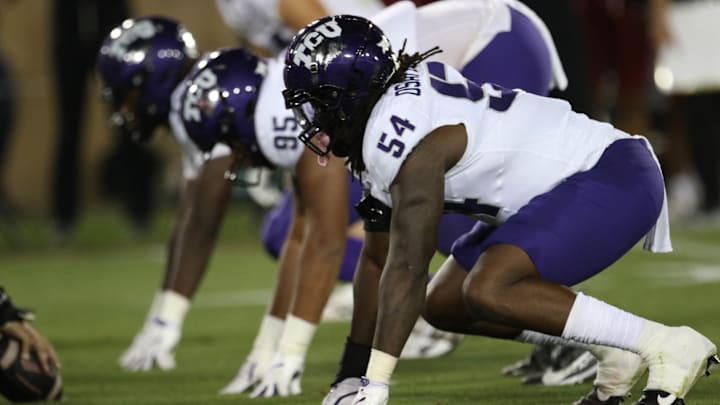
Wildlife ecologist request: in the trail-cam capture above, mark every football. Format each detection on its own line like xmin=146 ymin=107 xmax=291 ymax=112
xmin=0 ymin=335 xmax=62 ymax=403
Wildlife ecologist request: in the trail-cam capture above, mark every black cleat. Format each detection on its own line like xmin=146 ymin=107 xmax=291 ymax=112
xmin=540 ymin=347 xmax=597 ymax=386
xmin=705 ymin=354 xmax=719 ymax=376
xmin=502 ymin=344 xmax=554 ymax=379
xmin=572 ymin=388 xmax=626 ymax=405
xmin=631 ymin=390 xmax=684 ymax=405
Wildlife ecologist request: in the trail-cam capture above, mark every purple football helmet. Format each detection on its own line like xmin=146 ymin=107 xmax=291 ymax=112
xmin=180 ymin=47 xmax=269 ymax=166
xmin=283 ymin=15 xmax=397 ymax=158
xmin=96 ymin=16 xmax=198 ymax=142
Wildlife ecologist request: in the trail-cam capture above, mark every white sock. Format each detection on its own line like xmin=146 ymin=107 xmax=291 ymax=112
xmin=278 ymin=315 xmax=317 ymax=357
xmin=155 ymin=290 xmax=190 ymax=327
xmin=562 ymin=292 xmax=660 ymax=353
xmin=516 ymin=330 xmax=587 ymax=349
xmin=366 ymin=349 xmax=397 ymax=385
xmin=252 ymin=314 xmax=284 ymax=352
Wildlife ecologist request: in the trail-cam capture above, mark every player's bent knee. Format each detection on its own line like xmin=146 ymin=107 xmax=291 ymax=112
xmin=424 ymin=273 xmax=473 ymax=331
xmin=422 ymin=293 xmax=455 ymax=331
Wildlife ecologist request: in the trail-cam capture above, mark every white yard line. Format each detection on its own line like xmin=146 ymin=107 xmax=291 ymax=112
xmin=193 ymin=289 xmax=273 ymax=308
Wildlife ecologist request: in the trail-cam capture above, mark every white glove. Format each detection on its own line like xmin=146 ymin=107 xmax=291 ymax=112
xmin=219 ymin=348 xmax=275 ymax=394
xmin=250 ymin=353 xmax=304 ymax=398
xmin=119 ymin=318 xmax=180 ymax=371
xmin=351 ymin=378 xmax=389 ymax=405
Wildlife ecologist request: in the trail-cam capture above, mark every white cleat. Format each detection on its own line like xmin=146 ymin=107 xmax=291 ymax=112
xmin=541 ymin=350 xmax=598 ymax=386
xmin=640 ymin=326 xmax=717 ymax=400
xmin=588 ymin=345 xmax=647 ymax=397
xmin=322 ymin=377 xmax=362 ymax=405
xmin=119 ymin=318 xmax=180 ymax=372
xmin=400 ymin=316 xmax=464 ymax=359
xmin=322 ymin=283 xmax=354 ymax=323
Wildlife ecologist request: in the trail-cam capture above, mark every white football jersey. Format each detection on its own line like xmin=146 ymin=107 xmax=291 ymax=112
xmin=253 ymin=56 xmax=305 ymax=170
xmin=360 ymin=62 xmax=670 ymax=251
xmin=215 ymin=0 xmax=383 ymax=55
xmin=372 ymin=0 xmax=567 ymax=91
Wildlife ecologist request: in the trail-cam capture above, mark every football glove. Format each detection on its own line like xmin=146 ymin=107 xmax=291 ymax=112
xmin=119 ymin=318 xmax=180 ymax=371
xmin=250 ymin=352 xmax=304 ymax=398
xmin=219 ymin=348 xmax=275 ymax=394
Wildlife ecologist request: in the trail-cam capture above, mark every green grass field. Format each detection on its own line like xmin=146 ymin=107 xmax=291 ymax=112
xmin=2 ymin=207 xmax=720 ymax=404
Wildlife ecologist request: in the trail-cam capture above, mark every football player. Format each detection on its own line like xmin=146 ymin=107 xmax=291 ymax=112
xmin=182 ymin=0 xmax=569 ymax=398
xmin=180 ymin=47 xmax=472 ymax=399
xmin=95 ymin=13 xmax=458 ymax=379
xmin=215 ymin=0 xmax=384 ymax=57
xmin=96 ymin=16 xmax=224 ymax=372
xmin=282 ymin=14 xmax=719 ymax=405
xmin=213 ymin=0 xmax=387 ymax=207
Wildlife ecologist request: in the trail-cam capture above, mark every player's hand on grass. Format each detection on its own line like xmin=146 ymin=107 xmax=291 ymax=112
xmin=219 ymin=348 xmax=275 ymax=394
xmin=119 ymin=318 xmax=179 ymax=372
xmin=249 ymin=352 xmax=304 ymax=398
xmin=351 ymin=378 xmax=389 ymax=405
xmin=2 ymin=321 xmax=61 ymax=373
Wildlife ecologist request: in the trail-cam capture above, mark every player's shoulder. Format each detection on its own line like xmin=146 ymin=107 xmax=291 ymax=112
xmin=361 ymin=65 xmax=439 ymax=189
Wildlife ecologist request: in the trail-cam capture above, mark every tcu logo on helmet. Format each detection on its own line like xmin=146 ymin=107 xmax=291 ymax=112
xmin=183 ymin=69 xmax=218 ymax=122
xmin=292 ymin=19 xmax=342 ymax=68
xmin=108 ymin=20 xmax=156 ymax=60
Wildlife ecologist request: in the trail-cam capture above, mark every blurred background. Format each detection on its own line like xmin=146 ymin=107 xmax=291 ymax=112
xmin=0 ymin=0 xmax=718 ymax=248
xmin=0 ymin=0 xmax=719 ymax=404
xmin=0 ymin=0 xmax=235 ymax=208
xmin=0 ymin=0 xmax=242 ymax=249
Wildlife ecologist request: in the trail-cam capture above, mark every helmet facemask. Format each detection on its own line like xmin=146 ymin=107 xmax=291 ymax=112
xmin=102 ymin=80 xmax=163 ymax=143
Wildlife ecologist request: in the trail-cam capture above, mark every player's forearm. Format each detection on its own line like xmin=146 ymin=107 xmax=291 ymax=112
xmin=375 ymin=254 xmax=428 ymax=357
xmin=375 ymin=153 xmax=444 ymax=358
xmin=170 ymin=194 xmax=230 ymax=297
xmin=165 ymin=157 xmax=233 ymax=298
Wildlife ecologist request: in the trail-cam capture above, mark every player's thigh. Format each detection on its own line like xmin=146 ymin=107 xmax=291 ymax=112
xmin=453 ymin=138 xmax=665 ymax=287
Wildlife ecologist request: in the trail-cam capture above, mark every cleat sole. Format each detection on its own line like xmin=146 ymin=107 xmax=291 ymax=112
xmin=705 ymin=354 xmax=720 ymax=377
